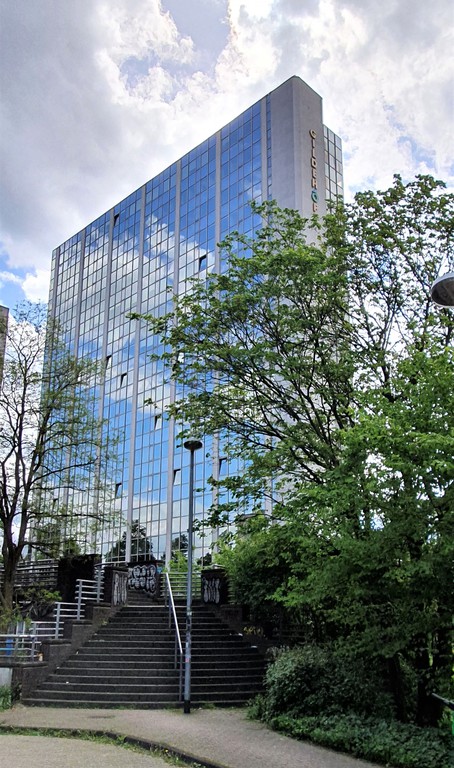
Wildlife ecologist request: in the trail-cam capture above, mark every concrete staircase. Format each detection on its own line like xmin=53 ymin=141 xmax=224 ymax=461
xmin=22 ymin=591 xmax=265 ymax=708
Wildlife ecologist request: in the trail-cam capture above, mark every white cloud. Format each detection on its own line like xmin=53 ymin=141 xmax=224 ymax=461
xmin=0 ymin=266 xmax=49 ymax=306
xmin=97 ymin=0 xmax=195 ymax=65
xmin=231 ymin=0 xmax=275 ymax=19
xmin=0 ymin=272 xmax=22 ymax=288
xmin=222 ymin=0 xmax=453 ymax=193
xmin=22 ymin=269 xmax=51 ymax=303
xmin=0 ymin=0 xmax=452 ymax=308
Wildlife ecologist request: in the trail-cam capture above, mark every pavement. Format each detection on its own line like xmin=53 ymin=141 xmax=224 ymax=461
xmin=0 ymin=705 xmax=382 ymax=768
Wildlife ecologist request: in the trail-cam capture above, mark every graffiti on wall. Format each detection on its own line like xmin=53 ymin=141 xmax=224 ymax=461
xmin=127 ymin=562 xmax=159 ymax=596
xmin=112 ymin=571 xmax=128 ymax=606
xmin=202 ymin=574 xmax=221 ymax=604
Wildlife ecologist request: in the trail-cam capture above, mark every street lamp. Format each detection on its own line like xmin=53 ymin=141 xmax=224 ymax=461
xmin=183 ymin=438 xmax=203 ymax=714
xmin=431 ymin=272 xmax=454 ymax=307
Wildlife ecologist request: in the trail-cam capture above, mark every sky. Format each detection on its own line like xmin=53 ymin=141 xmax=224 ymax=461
xmin=0 ymin=0 xmax=452 ymax=309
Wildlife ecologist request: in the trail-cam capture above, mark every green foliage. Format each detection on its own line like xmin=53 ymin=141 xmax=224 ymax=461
xmin=265 ymin=713 xmax=453 ymax=768
xmin=216 ymin=517 xmax=300 ymax=628
xmin=0 ymin=686 xmax=12 ymax=711
xmin=19 ymin=586 xmax=61 ymax=620
xmin=260 ymin=645 xmax=394 ymax=720
xmin=134 ymin=200 xmax=355 ymax=525
xmin=0 ymin=302 xmax=118 ymax=614
xmin=136 ymin=176 xmax=454 ymax=726
xmin=135 ymin=176 xmax=453 ymax=529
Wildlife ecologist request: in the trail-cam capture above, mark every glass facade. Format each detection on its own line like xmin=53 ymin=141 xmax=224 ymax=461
xmin=46 ymin=76 xmax=342 ymax=564
xmin=324 ymin=126 xmax=344 ymax=202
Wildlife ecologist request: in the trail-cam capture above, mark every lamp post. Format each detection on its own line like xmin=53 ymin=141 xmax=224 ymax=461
xmin=431 ymin=272 xmax=454 ymax=307
xmin=183 ymin=438 xmax=203 ymax=714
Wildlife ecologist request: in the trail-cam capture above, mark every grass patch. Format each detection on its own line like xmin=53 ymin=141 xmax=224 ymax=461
xmin=0 ymin=726 xmax=211 ymax=767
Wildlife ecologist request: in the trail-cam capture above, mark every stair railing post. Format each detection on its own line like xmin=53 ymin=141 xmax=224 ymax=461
xmin=165 ymin=577 xmax=171 ymax=630
xmin=183 ymin=438 xmax=202 ymax=715
xmin=31 ymin=635 xmax=37 ymax=661
xmin=96 ymin=568 xmax=103 ymax=602
xmin=54 ymin=602 xmax=61 ymax=638
xmin=165 ymin=570 xmax=184 ymax=700
xmin=76 ymin=580 xmax=83 ymax=620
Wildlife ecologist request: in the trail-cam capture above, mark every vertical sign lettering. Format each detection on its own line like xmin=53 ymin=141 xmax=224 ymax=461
xmin=309 ymin=129 xmax=318 ymax=213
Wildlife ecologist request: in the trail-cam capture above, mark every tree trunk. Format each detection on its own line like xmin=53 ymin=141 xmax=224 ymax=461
xmin=0 ymin=559 xmax=16 ymax=627
xmin=431 ymin=623 xmax=453 ymax=715
xmin=433 ymin=625 xmax=453 ymax=682
xmin=388 ymin=654 xmax=408 ymax=722
xmin=415 ymin=642 xmax=443 ymax=727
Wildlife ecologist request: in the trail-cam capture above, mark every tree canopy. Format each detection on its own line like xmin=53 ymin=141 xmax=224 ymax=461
xmin=136 ymin=175 xmax=454 ymax=725
xmin=0 ymin=303 xmax=115 ymax=615
xmin=136 ymin=175 xmax=453 ymax=524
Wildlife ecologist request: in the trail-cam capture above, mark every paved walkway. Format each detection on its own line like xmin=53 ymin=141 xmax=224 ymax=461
xmin=0 ymin=705 xmax=381 ymax=768
xmin=0 ymin=734 xmax=171 ymax=768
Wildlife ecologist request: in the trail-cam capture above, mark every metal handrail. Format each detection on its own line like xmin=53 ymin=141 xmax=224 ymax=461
xmin=0 ymin=559 xmax=58 ymax=590
xmin=431 ymin=692 xmax=454 ymax=711
xmin=5 ymin=602 xmax=81 ymax=651
xmin=164 ymin=571 xmax=184 ymax=701
xmin=75 ymin=576 xmax=104 ymax=620
xmin=0 ymin=633 xmax=39 ymax=660
xmin=53 ymin=601 xmax=82 ymax=637
xmin=167 ymin=569 xmax=201 ymax=599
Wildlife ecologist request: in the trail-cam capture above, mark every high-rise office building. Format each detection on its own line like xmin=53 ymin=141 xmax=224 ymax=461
xmin=47 ymin=76 xmax=343 ymax=564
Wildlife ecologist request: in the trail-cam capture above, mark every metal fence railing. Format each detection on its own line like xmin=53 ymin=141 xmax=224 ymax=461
xmin=0 ymin=559 xmax=59 ymax=592
xmin=166 ymin=569 xmax=201 ymax=600
xmin=0 ymin=633 xmax=39 ymax=660
xmin=0 ymin=573 xmax=106 ymax=661
xmin=75 ymin=572 xmax=104 ymax=619
xmin=0 ymin=554 xmax=115 ymax=667
xmin=164 ymin=572 xmax=184 ymax=701
xmin=1 ymin=603 xmax=85 ymax=661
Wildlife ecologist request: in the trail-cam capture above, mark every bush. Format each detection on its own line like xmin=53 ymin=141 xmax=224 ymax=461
xmin=263 ymin=645 xmax=328 ymax=717
xmin=262 ymin=645 xmax=394 ymax=719
xmin=216 ymin=520 xmax=302 ymax=631
xmin=267 ymin=713 xmax=453 ymax=768
xmin=19 ymin=586 xmax=61 ymax=620
xmin=0 ymin=686 xmax=12 ymax=711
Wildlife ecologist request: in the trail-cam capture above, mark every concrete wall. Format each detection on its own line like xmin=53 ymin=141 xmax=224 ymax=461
xmin=270 ymin=75 xmax=326 ymax=218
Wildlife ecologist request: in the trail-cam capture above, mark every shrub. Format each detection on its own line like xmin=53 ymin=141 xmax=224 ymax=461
xmin=216 ymin=519 xmax=304 ymax=632
xmin=262 ymin=645 xmax=394 ymax=719
xmin=0 ymin=686 xmax=12 ymax=711
xmin=267 ymin=713 xmax=453 ymax=768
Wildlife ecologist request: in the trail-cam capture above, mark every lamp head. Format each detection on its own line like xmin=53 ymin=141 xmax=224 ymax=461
xmin=431 ymin=272 xmax=454 ymax=307
xmin=183 ymin=438 xmax=203 ymax=452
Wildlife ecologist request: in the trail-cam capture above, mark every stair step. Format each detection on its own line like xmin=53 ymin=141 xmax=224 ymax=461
xmin=69 ymin=650 xmax=261 ymax=661
xmin=21 ymin=699 xmax=182 ymax=710
xmin=67 ymin=654 xmax=178 ymax=663
xmin=40 ymin=682 xmax=181 ymax=694
xmin=24 ymin=690 xmax=180 ymax=702
xmin=84 ymin=640 xmax=177 ymax=648
xmin=65 ymin=656 xmax=174 ymax=673
xmin=25 ymin=596 xmax=265 ymax=709
xmin=50 ymin=670 xmax=180 ymax=680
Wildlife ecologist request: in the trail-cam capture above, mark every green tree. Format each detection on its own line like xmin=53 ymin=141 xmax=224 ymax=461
xmin=302 ymin=346 xmax=454 ymax=724
xmin=0 ymin=303 xmax=115 ymax=618
xmin=135 ymin=176 xmax=453 ymax=725
xmin=217 ymin=515 xmax=307 ymax=638
xmin=135 ymin=197 xmax=355 ymax=523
